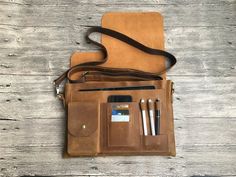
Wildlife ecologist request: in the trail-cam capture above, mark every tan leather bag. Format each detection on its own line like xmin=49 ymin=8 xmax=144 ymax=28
xmin=54 ymin=12 xmax=176 ymax=157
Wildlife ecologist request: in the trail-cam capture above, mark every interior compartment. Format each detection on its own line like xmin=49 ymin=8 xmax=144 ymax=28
xmin=66 ymin=80 xmax=169 ymax=94
xmin=66 ymin=85 xmax=171 ymax=155
xmin=70 ymin=88 xmax=166 ymax=103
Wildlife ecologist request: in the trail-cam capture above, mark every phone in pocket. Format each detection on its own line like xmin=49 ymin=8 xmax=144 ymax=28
xmin=108 ymin=95 xmax=132 ymax=103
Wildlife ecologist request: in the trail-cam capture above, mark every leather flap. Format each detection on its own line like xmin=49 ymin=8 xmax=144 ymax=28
xmin=70 ymin=12 xmax=166 ymax=79
xmin=101 ymin=12 xmax=165 ymax=75
xmin=68 ymin=102 xmax=99 ymax=137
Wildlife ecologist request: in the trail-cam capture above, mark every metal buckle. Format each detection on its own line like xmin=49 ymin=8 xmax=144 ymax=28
xmin=171 ymin=82 xmax=175 ymax=94
xmin=79 ymin=71 xmax=89 ymax=82
xmin=53 ymin=81 xmax=61 ymax=96
xmin=55 ymin=85 xmax=60 ymax=95
xmin=81 ymin=71 xmax=89 ymax=77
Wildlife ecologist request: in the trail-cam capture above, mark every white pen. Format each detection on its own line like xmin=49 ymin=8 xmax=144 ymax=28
xmin=140 ymin=99 xmax=148 ymax=136
xmin=148 ymin=99 xmax=156 ymax=136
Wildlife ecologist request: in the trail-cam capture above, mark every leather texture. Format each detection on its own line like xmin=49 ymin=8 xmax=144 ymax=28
xmin=65 ymin=80 xmax=175 ymax=156
xmin=56 ymin=12 xmax=176 ymax=157
xmin=71 ymin=12 xmax=167 ymax=78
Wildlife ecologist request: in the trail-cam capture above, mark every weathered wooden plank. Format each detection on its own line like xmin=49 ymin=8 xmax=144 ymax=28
xmin=0 ymin=2 xmax=235 ymax=27
xmin=0 ymin=145 xmax=185 ymax=176
xmin=186 ymin=154 xmax=236 ymax=176
xmin=165 ymin=27 xmax=235 ymax=50
xmin=1 ymin=25 xmax=234 ymax=52
xmin=0 ymin=143 xmax=235 ymax=176
xmin=1 ymin=0 xmax=235 ymax=5
xmin=0 ymin=49 xmax=235 ymax=76
xmin=182 ymin=117 xmax=236 ymax=145
xmin=168 ymin=50 xmax=236 ymax=77
xmin=0 ymin=75 xmax=54 ymax=93
xmin=0 ymin=118 xmax=65 ymax=147
xmin=0 ymin=144 xmax=231 ymax=177
xmin=0 ymin=91 xmax=64 ymax=119
xmin=0 ymin=25 xmax=235 ymax=76
xmin=185 ymin=150 xmax=236 ymax=176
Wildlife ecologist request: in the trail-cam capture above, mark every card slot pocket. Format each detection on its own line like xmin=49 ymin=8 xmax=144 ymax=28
xmin=143 ymin=134 xmax=168 ymax=151
xmin=67 ymin=101 xmax=100 ymax=156
xmin=105 ymin=102 xmax=141 ymax=150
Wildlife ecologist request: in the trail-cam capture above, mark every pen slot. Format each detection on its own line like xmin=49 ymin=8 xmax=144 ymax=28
xmin=146 ymin=94 xmax=166 ymax=136
xmin=105 ymin=102 xmax=140 ymax=150
xmin=143 ymin=135 xmax=168 ymax=151
xmin=156 ymin=94 xmax=166 ymax=135
xmin=139 ymin=95 xmax=164 ymax=136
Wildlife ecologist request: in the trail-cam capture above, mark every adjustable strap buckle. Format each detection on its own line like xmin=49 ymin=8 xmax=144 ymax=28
xmin=78 ymin=71 xmax=89 ymax=83
xmin=53 ymin=82 xmax=65 ymax=107
xmin=53 ymin=82 xmax=62 ymax=97
xmin=171 ymin=82 xmax=175 ymax=94
xmin=55 ymin=85 xmax=60 ymax=95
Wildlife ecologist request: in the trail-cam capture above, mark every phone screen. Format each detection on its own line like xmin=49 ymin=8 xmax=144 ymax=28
xmin=108 ymin=95 xmax=132 ymax=102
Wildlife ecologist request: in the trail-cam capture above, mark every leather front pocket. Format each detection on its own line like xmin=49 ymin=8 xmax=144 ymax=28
xmin=105 ymin=102 xmax=140 ymax=150
xmin=67 ymin=101 xmax=100 ymax=156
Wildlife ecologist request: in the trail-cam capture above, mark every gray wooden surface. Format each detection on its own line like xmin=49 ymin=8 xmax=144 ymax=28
xmin=0 ymin=0 xmax=236 ymax=176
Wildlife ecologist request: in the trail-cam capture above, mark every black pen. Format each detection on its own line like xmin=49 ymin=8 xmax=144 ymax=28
xmin=155 ymin=99 xmax=161 ymax=135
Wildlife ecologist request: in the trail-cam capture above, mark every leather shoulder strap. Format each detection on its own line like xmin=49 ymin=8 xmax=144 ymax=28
xmin=53 ymin=26 xmax=176 ymax=87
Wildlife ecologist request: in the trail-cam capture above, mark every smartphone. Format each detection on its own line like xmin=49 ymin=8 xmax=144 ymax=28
xmin=108 ymin=95 xmax=132 ymax=103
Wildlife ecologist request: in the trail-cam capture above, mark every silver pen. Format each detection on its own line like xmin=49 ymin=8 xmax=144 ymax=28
xmin=140 ymin=99 xmax=148 ymax=136
xmin=148 ymin=99 xmax=156 ymax=136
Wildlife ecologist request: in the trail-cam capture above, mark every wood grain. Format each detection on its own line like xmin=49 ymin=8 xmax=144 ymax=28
xmin=0 ymin=26 xmax=235 ymax=76
xmin=0 ymin=0 xmax=235 ymax=176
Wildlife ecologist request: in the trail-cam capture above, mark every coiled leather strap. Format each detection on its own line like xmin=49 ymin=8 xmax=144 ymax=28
xmin=53 ymin=26 xmax=177 ymax=88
